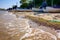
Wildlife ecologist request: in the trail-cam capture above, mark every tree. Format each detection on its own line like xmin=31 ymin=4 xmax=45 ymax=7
xmin=20 ymin=0 xmax=60 ymax=8
xmin=46 ymin=0 xmax=60 ymax=6
xmin=20 ymin=0 xmax=33 ymax=8
xmin=33 ymin=0 xmax=43 ymax=7
xmin=20 ymin=0 xmax=43 ymax=8
xmin=20 ymin=3 xmax=29 ymax=9
xmin=12 ymin=5 xmax=17 ymax=9
xmin=7 ymin=8 xmax=12 ymax=10
xmin=54 ymin=0 xmax=60 ymax=5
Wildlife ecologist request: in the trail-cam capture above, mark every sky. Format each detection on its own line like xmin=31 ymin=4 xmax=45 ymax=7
xmin=0 ymin=0 xmax=20 ymax=9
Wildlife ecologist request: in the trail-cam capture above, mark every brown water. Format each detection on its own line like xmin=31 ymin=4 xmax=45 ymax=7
xmin=0 ymin=11 xmax=59 ymax=40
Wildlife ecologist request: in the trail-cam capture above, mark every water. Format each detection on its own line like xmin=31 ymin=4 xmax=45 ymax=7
xmin=0 ymin=11 xmax=30 ymax=40
xmin=0 ymin=11 xmax=58 ymax=40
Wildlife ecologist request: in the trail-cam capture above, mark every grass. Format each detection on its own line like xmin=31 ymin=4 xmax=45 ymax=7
xmin=26 ymin=15 xmax=60 ymax=29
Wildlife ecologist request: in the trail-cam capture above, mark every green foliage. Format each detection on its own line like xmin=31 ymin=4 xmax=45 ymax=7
xmin=20 ymin=0 xmax=29 ymax=8
xmin=0 ymin=8 xmax=5 ymax=10
xmin=20 ymin=0 xmax=43 ymax=8
xmin=47 ymin=0 xmax=60 ymax=6
xmin=46 ymin=0 xmax=51 ymax=6
xmin=33 ymin=0 xmax=43 ymax=7
xmin=20 ymin=0 xmax=60 ymax=8
xmin=12 ymin=5 xmax=17 ymax=9
xmin=20 ymin=3 xmax=29 ymax=8
xmin=26 ymin=15 xmax=60 ymax=29
xmin=20 ymin=0 xmax=33 ymax=8
xmin=20 ymin=0 xmax=27 ymax=3
xmin=53 ymin=0 xmax=60 ymax=5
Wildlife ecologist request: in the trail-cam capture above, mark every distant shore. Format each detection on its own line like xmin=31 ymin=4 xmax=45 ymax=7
xmin=8 ymin=8 xmax=60 ymax=13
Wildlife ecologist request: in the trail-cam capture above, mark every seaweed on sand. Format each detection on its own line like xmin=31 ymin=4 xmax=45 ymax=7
xmin=26 ymin=15 xmax=60 ymax=29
